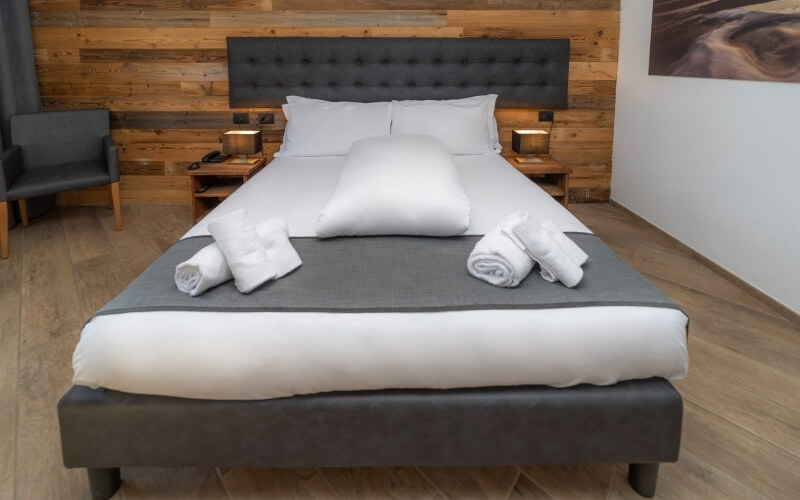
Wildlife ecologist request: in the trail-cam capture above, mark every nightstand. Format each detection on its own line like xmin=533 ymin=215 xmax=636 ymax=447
xmin=187 ymin=157 xmax=266 ymax=222
xmin=507 ymin=156 xmax=572 ymax=208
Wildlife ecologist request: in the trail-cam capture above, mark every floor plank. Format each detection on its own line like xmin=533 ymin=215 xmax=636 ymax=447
xmin=680 ymin=401 xmax=800 ymax=498
xmin=98 ymin=205 xmax=190 ymax=280
xmin=320 ymin=467 xmax=440 ymax=499
xmin=18 ymin=210 xmax=84 ymax=352
xmin=71 ymin=253 xmax=131 ymax=319
xmin=418 ymin=466 xmax=520 ymax=500
xmin=606 ymin=450 xmax=769 ymax=500
xmin=675 ymin=362 xmax=800 ymax=459
xmin=507 ymin=473 xmax=553 ymax=499
xmin=519 ymin=464 xmax=616 ymax=499
xmin=61 ymin=206 xmax=116 ymax=265
xmin=222 ymin=467 xmax=336 ymax=499
xmin=16 ymin=337 xmax=88 ymax=500
xmin=2 ymin=203 xmax=799 ymax=499
xmin=0 ymin=227 xmax=22 ymax=484
xmin=0 ymin=477 xmax=14 ymax=500
xmin=118 ymin=467 xmax=227 ymax=499
xmin=688 ymin=336 xmax=800 ymax=412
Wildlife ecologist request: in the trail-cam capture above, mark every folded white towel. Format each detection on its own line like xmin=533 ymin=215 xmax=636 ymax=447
xmin=467 ymin=212 xmax=534 ymax=287
xmin=258 ymin=217 xmax=303 ymax=281
xmin=537 ymin=220 xmax=588 ymax=283
xmin=511 ymin=220 xmax=585 ymax=288
xmin=176 ymin=215 xmax=302 ymax=296
xmin=207 ymin=209 xmax=274 ymax=294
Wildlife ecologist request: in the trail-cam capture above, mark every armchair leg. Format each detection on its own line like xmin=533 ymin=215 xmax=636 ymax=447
xmin=110 ymin=182 xmax=122 ymax=231
xmin=18 ymin=199 xmax=29 ymax=227
xmin=1 ymin=201 xmax=8 ymax=259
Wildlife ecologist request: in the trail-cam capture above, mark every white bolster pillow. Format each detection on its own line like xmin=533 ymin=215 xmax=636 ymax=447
xmin=316 ymin=134 xmax=471 ymax=238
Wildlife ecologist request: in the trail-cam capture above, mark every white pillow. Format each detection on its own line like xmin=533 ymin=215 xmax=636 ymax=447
xmin=276 ymin=101 xmax=391 ymax=157
xmin=316 ymin=134 xmax=471 ymax=238
xmin=391 ymin=95 xmax=501 ymax=155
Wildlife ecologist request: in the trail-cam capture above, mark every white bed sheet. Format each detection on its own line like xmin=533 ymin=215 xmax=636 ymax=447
xmin=183 ymin=154 xmax=589 ymax=238
xmin=73 ymin=154 xmax=689 ymax=400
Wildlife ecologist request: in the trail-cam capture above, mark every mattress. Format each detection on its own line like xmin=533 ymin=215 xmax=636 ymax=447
xmin=72 ymin=154 xmax=689 ymax=400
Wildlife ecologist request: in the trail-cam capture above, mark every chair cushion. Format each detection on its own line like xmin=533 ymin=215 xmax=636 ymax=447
xmin=10 ymin=109 xmax=110 ymax=169
xmin=5 ymin=160 xmax=113 ymax=201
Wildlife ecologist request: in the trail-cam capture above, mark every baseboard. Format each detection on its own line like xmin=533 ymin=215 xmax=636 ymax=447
xmin=609 ymin=200 xmax=800 ymax=327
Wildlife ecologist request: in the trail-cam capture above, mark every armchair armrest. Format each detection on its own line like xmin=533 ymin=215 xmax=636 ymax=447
xmin=103 ymin=136 xmax=120 ymax=182
xmin=0 ymin=146 xmax=24 ymax=201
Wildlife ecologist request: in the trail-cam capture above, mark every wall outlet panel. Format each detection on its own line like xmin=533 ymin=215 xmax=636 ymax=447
xmin=233 ymin=112 xmax=249 ymax=124
xmin=539 ymin=111 xmax=554 ymax=122
xmin=258 ymin=113 xmax=274 ymax=125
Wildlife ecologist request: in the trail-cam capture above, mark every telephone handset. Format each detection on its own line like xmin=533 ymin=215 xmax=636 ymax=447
xmin=202 ymin=150 xmax=230 ymax=163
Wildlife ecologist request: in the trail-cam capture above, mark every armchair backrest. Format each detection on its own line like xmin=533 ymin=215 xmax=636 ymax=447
xmin=9 ymin=109 xmax=110 ymax=169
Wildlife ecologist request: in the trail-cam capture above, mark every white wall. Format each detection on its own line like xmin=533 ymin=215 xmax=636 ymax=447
xmin=612 ymin=0 xmax=800 ymax=314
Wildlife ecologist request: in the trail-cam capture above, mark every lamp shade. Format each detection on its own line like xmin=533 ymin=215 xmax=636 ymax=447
xmin=222 ymin=130 xmax=263 ymax=156
xmin=512 ymin=129 xmax=550 ymax=155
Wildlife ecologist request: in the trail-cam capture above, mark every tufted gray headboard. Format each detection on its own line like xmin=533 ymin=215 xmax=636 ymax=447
xmin=227 ymin=37 xmax=569 ymax=109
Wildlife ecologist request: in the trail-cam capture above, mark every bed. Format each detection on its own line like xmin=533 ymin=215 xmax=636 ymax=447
xmin=58 ymin=37 xmax=687 ymax=499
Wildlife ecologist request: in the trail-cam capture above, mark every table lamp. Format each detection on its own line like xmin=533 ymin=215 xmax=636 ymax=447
xmin=512 ymin=129 xmax=550 ymax=164
xmin=222 ymin=130 xmax=263 ymax=165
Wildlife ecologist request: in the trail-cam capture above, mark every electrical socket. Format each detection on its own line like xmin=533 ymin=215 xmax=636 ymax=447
xmin=233 ymin=112 xmax=249 ymax=124
xmin=538 ymin=110 xmax=554 ymax=122
xmin=258 ymin=112 xmax=274 ymax=125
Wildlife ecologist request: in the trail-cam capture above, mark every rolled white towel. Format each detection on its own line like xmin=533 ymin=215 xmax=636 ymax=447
xmin=467 ymin=212 xmax=534 ymax=287
xmin=207 ymin=210 xmax=275 ymax=294
xmin=538 ymin=220 xmax=588 ymax=283
xmin=175 ymin=242 xmax=232 ymax=296
xmin=511 ymin=220 xmax=584 ymax=288
xmin=176 ymin=215 xmax=302 ymax=296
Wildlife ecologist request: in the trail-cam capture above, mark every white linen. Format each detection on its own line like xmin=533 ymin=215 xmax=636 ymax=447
xmin=74 ymin=153 xmax=689 ymax=400
xmin=391 ymin=95 xmax=502 ymax=153
xmin=175 ymin=217 xmax=300 ymax=296
xmin=74 ymin=307 xmax=689 ymax=400
xmin=275 ymin=101 xmax=391 ymax=157
xmin=316 ymin=134 xmax=471 ymax=237
xmin=467 ymin=212 xmax=534 ymax=287
xmin=207 ymin=210 xmax=274 ymax=294
xmin=288 ymin=95 xmax=502 ymax=153
xmin=391 ymin=97 xmax=495 ymax=154
xmin=184 ymin=154 xmax=588 ymax=238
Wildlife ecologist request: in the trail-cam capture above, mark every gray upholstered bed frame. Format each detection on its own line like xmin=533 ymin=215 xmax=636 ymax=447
xmin=58 ymin=37 xmax=682 ymax=500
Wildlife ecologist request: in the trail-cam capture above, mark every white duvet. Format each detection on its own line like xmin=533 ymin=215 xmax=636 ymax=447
xmin=73 ymin=154 xmax=689 ymax=400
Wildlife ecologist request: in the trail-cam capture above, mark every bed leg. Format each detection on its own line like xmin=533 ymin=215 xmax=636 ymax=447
xmin=87 ymin=467 xmax=121 ymax=500
xmin=628 ymin=463 xmax=659 ymax=497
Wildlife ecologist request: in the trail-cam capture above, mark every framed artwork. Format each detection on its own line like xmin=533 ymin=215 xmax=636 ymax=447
xmin=649 ymin=1 xmax=800 ymax=82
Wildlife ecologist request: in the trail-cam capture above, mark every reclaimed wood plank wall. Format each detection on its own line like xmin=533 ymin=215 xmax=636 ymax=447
xmin=29 ymin=0 xmax=619 ymax=205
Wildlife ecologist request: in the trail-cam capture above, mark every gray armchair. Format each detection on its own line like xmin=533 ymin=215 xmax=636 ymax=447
xmin=0 ymin=108 xmax=121 ymax=259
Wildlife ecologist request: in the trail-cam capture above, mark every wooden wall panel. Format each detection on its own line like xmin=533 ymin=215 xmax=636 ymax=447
xmin=29 ymin=1 xmax=619 ymax=206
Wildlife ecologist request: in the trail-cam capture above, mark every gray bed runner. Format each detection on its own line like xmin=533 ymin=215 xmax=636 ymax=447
xmin=93 ymin=233 xmax=681 ymax=317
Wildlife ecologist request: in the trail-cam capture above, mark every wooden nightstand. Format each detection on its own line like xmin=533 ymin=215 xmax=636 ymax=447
xmin=187 ymin=157 xmax=266 ymax=222
xmin=507 ymin=156 xmax=572 ymax=208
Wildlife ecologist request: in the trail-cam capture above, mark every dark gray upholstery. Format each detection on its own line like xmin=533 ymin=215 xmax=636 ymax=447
xmin=227 ymin=37 xmax=570 ymax=108
xmin=1 ymin=109 xmax=119 ymax=202
xmin=59 ymin=379 xmax=682 ymax=468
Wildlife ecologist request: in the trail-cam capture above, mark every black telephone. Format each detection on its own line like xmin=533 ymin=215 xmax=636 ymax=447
xmin=202 ymin=150 xmax=230 ymax=163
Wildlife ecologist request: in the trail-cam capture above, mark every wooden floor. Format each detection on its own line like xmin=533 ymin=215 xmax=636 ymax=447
xmin=0 ymin=203 xmax=798 ymax=500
